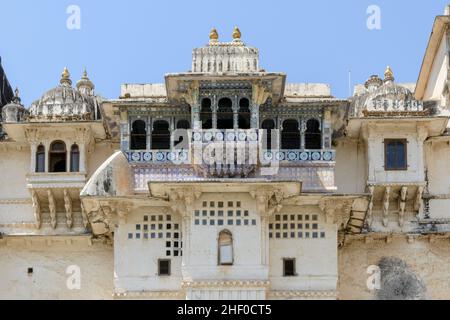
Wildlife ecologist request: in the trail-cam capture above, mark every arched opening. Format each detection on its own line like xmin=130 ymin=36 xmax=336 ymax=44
xmin=151 ymin=120 xmax=171 ymax=150
xmin=305 ymin=119 xmax=322 ymax=149
xmin=238 ymin=98 xmax=251 ymax=129
xmin=70 ymin=144 xmax=80 ymax=172
xmin=261 ymin=119 xmax=276 ymax=150
xmin=217 ymin=98 xmax=233 ymax=129
xmin=218 ymin=230 xmax=233 ymax=265
xmin=200 ymin=98 xmax=212 ymax=129
xmin=174 ymin=120 xmax=190 ymax=148
xmin=36 ymin=144 xmax=45 ymax=173
xmin=281 ymin=119 xmax=300 ymax=149
xmin=49 ymin=141 xmax=67 ymax=173
xmin=130 ymin=120 xmax=147 ymax=150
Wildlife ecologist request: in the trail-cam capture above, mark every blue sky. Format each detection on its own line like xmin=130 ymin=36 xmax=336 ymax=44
xmin=0 ymin=0 xmax=448 ymax=105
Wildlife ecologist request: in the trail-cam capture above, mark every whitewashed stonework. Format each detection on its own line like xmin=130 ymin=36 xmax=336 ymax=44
xmin=2 ymin=13 xmax=450 ymax=300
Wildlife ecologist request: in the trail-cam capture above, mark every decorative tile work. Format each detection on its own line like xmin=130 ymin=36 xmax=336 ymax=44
xmin=128 ymin=214 xmax=182 ymax=257
xmin=269 ymin=214 xmax=325 ymax=239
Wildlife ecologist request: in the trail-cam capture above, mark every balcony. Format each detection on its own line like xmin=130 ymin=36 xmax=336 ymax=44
xmin=26 ymin=172 xmax=87 ymax=189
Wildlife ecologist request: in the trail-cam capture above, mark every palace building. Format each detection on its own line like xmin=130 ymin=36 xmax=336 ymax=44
xmin=1 ymin=8 xmax=450 ymax=300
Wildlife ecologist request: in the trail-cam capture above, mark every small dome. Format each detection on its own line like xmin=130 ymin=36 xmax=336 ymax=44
xmin=2 ymin=88 xmax=27 ymax=123
xmin=29 ymin=68 xmax=97 ymax=122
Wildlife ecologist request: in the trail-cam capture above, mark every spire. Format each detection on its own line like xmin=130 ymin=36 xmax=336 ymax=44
xmin=384 ymin=66 xmax=394 ymax=82
xmin=209 ymin=28 xmax=219 ymax=44
xmin=76 ymin=68 xmax=95 ymax=96
xmin=60 ymin=67 xmax=72 ymax=86
xmin=232 ymin=26 xmax=242 ymax=41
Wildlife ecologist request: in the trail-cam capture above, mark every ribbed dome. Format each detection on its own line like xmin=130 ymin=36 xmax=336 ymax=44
xmin=28 ymin=68 xmax=96 ymax=121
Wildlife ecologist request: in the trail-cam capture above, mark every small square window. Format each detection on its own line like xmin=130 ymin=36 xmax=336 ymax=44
xmin=166 ymin=232 xmax=171 ymax=238
xmin=227 ymin=210 xmax=233 ymax=217
xmin=227 ymin=220 xmax=233 ymax=225
xmin=174 ymin=224 xmax=179 ymax=230
xmin=210 ymin=210 xmax=215 ymax=216
xmin=275 ymin=223 xmax=281 ymax=230
xmin=290 ymin=223 xmax=295 ymax=229
xmin=143 ymin=215 xmax=148 ymax=222
xmin=151 ymin=233 xmax=156 ymax=239
xmin=158 ymin=233 xmax=163 ymax=239
xmin=283 ymin=232 xmax=288 ymax=238
xmin=218 ymin=220 xmax=224 ymax=226
xmin=136 ymin=233 xmax=141 ymax=239
xmin=195 ymin=210 xmax=200 ymax=217
xmin=167 ymin=224 xmax=172 ymax=230
xmin=269 ymin=233 xmax=273 ymax=238
xmin=167 ymin=215 xmax=171 ymax=221
xmin=210 ymin=220 xmax=215 ymax=225
xmin=203 ymin=201 xmax=207 ymax=207
xmin=244 ymin=211 xmax=249 ymax=217
xmin=236 ymin=210 xmax=241 ymax=217
xmin=202 ymin=210 xmax=208 ymax=217
xmin=128 ymin=233 xmax=133 ymax=239
xmin=143 ymin=224 xmax=148 ymax=231
xmin=276 ymin=232 xmax=281 ymax=238
xmin=312 ymin=215 xmax=318 ymax=221
xmin=195 ymin=219 xmax=200 ymax=225
xmin=228 ymin=201 xmax=233 ymax=207
xmin=290 ymin=232 xmax=295 ymax=238
xmin=385 ymin=139 xmax=407 ymax=171
xmin=298 ymin=223 xmax=303 ymax=229
xmin=158 ymin=215 xmax=163 ymax=221
xmin=174 ymin=232 xmax=179 ymax=239
xmin=158 ymin=260 xmax=171 ymax=276
xmin=297 ymin=215 xmax=303 ymax=221
xmin=151 ymin=224 xmax=156 ymax=230
xmin=313 ymin=232 xmax=318 ymax=238
xmin=158 ymin=224 xmax=163 ymax=229
xmin=276 ymin=215 xmax=281 ymax=221
xmin=298 ymin=232 xmax=303 ymax=238
xmin=151 ymin=216 xmax=156 ymax=221
xmin=305 ymin=224 xmax=310 ymax=229
xmin=210 ymin=201 xmax=215 ymax=207
xmin=283 ymin=215 xmax=288 ymax=221
xmin=166 ymin=250 xmax=171 ymax=256
xmin=305 ymin=232 xmax=310 ymax=238
xmin=218 ymin=210 xmax=224 ymax=217
xmin=305 ymin=215 xmax=310 ymax=221
xmin=201 ymin=219 xmax=207 ymax=225
xmin=144 ymin=233 xmax=149 ymax=239
xmin=312 ymin=224 xmax=318 ymax=230
xmin=236 ymin=201 xmax=241 ymax=207
xmin=218 ymin=202 xmax=224 ymax=208
xmin=283 ymin=258 xmax=296 ymax=277
xmin=252 ymin=219 xmax=257 ymax=226
xmin=136 ymin=224 xmax=141 ymax=231
xmin=283 ymin=223 xmax=288 ymax=229
xmin=174 ymin=250 xmax=179 ymax=257
xmin=236 ymin=220 xmax=241 ymax=226
xmin=269 ymin=223 xmax=273 ymax=229
xmin=166 ymin=241 xmax=171 ymax=248
xmin=320 ymin=232 xmax=326 ymax=238
xmin=174 ymin=241 xmax=179 ymax=248
xmin=290 ymin=215 xmax=295 ymax=220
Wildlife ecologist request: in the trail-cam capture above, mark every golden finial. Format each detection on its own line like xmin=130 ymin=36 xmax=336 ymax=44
xmin=60 ymin=67 xmax=72 ymax=85
xmin=232 ymin=26 xmax=241 ymax=40
xmin=209 ymin=28 xmax=219 ymax=41
xmin=384 ymin=66 xmax=394 ymax=81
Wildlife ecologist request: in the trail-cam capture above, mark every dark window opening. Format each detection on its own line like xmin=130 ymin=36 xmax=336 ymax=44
xmin=158 ymin=259 xmax=171 ymax=276
xmin=36 ymin=145 xmax=45 ymax=173
xmin=261 ymin=119 xmax=276 ymax=150
xmin=281 ymin=119 xmax=300 ymax=149
xmin=49 ymin=141 xmax=66 ymax=173
xmin=283 ymin=258 xmax=296 ymax=276
xmin=217 ymin=98 xmax=233 ymax=129
xmin=218 ymin=229 xmax=233 ymax=265
xmin=130 ymin=120 xmax=147 ymax=150
xmin=151 ymin=120 xmax=170 ymax=150
xmin=70 ymin=144 xmax=80 ymax=172
xmin=174 ymin=120 xmax=190 ymax=148
xmin=385 ymin=139 xmax=407 ymax=170
xmin=238 ymin=98 xmax=251 ymax=129
xmin=200 ymin=98 xmax=212 ymax=129
xmin=305 ymin=119 xmax=322 ymax=149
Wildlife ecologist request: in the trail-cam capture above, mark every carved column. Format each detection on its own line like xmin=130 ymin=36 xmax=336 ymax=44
xmin=212 ymin=95 xmax=218 ymax=129
xmin=250 ymin=103 xmax=259 ymax=129
xmin=47 ymin=189 xmax=57 ymax=229
xmin=30 ymin=143 xmax=37 ymax=173
xmin=31 ymin=190 xmax=41 ymax=229
xmin=233 ymin=95 xmax=239 ymax=129
xmin=63 ymin=189 xmax=73 ymax=229
xmin=300 ymin=119 xmax=306 ymax=149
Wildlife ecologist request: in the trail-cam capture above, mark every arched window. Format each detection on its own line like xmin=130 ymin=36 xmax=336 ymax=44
xmin=281 ymin=119 xmax=300 ymax=149
xmin=151 ymin=120 xmax=171 ymax=150
xmin=238 ymin=98 xmax=251 ymax=129
xmin=130 ymin=120 xmax=147 ymax=150
xmin=36 ymin=144 xmax=45 ymax=173
xmin=217 ymin=98 xmax=233 ymax=129
xmin=261 ymin=119 xmax=276 ymax=150
xmin=49 ymin=141 xmax=67 ymax=173
xmin=218 ymin=230 xmax=233 ymax=265
xmin=174 ymin=120 xmax=190 ymax=148
xmin=305 ymin=119 xmax=322 ymax=149
xmin=70 ymin=144 xmax=80 ymax=172
xmin=200 ymin=98 xmax=212 ymax=129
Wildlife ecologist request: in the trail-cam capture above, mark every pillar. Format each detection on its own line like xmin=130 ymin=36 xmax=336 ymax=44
xmin=30 ymin=143 xmax=37 ymax=173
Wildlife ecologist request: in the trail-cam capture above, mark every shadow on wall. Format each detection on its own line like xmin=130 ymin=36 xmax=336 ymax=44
xmin=375 ymin=257 xmax=427 ymax=300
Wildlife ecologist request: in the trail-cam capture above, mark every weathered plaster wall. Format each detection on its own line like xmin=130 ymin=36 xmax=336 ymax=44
xmin=0 ymin=237 xmax=113 ymax=299
xmin=338 ymin=237 xmax=450 ymax=300
xmin=423 ymin=33 xmax=447 ymax=104
xmin=335 ymin=140 xmax=367 ymax=194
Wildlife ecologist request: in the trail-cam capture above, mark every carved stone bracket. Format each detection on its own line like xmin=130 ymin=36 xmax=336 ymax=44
xmin=319 ymin=197 xmax=354 ymax=229
xmin=398 ymin=186 xmax=408 ymax=227
xmin=167 ymin=187 xmax=202 ymax=219
xmin=47 ymin=189 xmax=57 ymax=229
xmin=366 ymin=185 xmax=375 ymax=228
xmin=382 ymin=186 xmax=391 ymax=227
xmin=249 ymin=188 xmax=284 ymax=219
xmin=63 ymin=189 xmax=73 ymax=229
xmin=31 ymin=190 xmax=41 ymax=229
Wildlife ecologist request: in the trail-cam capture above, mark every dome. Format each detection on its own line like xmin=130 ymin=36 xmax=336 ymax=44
xmin=28 ymin=67 xmax=97 ymax=122
xmin=353 ymin=67 xmax=424 ymax=116
xmin=2 ymin=88 xmax=27 ymax=123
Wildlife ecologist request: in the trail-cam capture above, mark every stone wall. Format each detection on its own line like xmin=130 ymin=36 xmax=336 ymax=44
xmin=337 ymin=236 xmax=450 ymax=300
xmin=0 ymin=236 xmax=113 ymax=299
